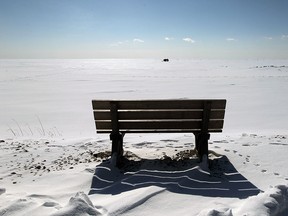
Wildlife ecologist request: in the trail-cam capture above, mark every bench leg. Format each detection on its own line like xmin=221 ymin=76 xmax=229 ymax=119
xmin=194 ymin=133 xmax=210 ymax=161
xmin=110 ymin=133 xmax=124 ymax=166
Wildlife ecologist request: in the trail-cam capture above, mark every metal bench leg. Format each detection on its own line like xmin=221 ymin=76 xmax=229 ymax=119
xmin=194 ymin=133 xmax=210 ymax=161
xmin=110 ymin=133 xmax=124 ymax=166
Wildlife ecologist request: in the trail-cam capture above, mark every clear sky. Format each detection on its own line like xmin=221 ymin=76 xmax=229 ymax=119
xmin=1 ymin=0 xmax=288 ymax=59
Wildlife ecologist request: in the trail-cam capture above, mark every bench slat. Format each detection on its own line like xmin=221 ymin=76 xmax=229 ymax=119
xmin=95 ymin=129 xmax=223 ymax=133
xmin=94 ymin=110 xmax=225 ymax=120
xmin=95 ymin=120 xmax=224 ymax=130
xmin=92 ymin=99 xmax=226 ymax=110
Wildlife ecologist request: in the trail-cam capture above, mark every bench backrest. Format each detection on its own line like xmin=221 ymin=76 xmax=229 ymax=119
xmin=92 ymin=99 xmax=226 ymax=134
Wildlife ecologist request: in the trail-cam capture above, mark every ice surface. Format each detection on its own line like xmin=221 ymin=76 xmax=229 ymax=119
xmin=0 ymin=59 xmax=288 ymax=215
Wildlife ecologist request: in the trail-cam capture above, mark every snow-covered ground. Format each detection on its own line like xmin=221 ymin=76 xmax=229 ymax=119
xmin=0 ymin=59 xmax=288 ymax=215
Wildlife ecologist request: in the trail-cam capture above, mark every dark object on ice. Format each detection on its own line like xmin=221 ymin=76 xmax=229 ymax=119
xmin=163 ymin=58 xmax=169 ymax=62
xmin=92 ymin=99 xmax=227 ymax=167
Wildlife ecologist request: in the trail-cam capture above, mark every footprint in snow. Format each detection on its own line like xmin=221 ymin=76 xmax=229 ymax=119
xmin=0 ymin=188 xmax=6 ymax=195
xmin=42 ymin=201 xmax=60 ymax=208
xmin=242 ymin=143 xmax=250 ymax=146
xmin=213 ymin=140 xmax=229 ymax=143
xmin=134 ymin=141 xmax=155 ymax=146
xmin=98 ymin=139 xmax=109 ymax=143
xmin=269 ymin=142 xmax=288 ymax=146
xmin=160 ymin=139 xmax=179 ymax=142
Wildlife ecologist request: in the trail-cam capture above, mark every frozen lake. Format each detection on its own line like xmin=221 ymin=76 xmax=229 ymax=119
xmin=1 ymin=59 xmax=288 ymax=216
xmin=1 ymin=59 xmax=288 ymax=138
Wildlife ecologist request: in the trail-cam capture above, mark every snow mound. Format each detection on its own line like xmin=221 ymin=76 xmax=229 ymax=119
xmin=51 ymin=192 xmax=102 ymax=216
xmin=197 ymin=185 xmax=288 ymax=216
xmin=198 ymin=208 xmax=233 ymax=216
xmin=0 ymin=198 xmax=39 ymax=216
xmin=236 ymin=185 xmax=288 ymax=216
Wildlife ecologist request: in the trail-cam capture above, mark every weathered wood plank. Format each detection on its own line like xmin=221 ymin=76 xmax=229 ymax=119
xmin=94 ymin=110 xmax=225 ymax=121
xmin=92 ymin=99 xmax=226 ymax=110
xmin=95 ymin=120 xmax=224 ymax=130
xmin=95 ymin=129 xmax=223 ymax=133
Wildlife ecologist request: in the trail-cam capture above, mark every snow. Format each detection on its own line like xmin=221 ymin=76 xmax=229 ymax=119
xmin=0 ymin=59 xmax=288 ymax=215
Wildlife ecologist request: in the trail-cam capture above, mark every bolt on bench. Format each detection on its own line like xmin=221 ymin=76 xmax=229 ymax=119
xmin=92 ymin=99 xmax=226 ymax=166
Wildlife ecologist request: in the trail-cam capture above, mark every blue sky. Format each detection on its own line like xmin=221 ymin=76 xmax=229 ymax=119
xmin=0 ymin=0 xmax=288 ymax=59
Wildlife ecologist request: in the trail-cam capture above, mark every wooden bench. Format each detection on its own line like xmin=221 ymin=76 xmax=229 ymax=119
xmin=92 ymin=99 xmax=226 ymax=166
